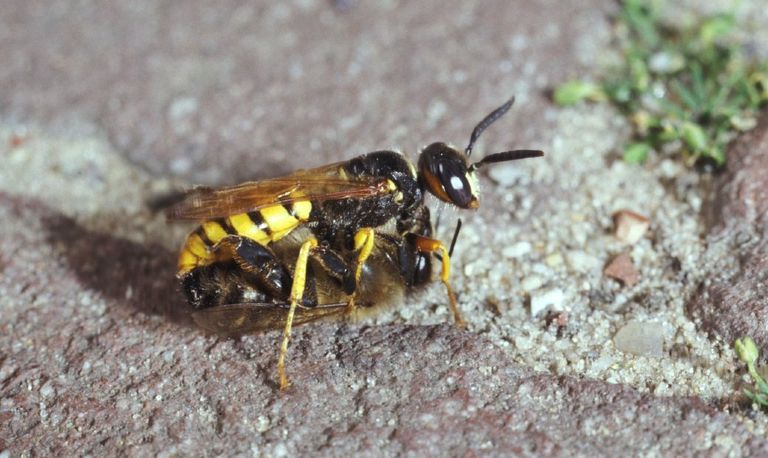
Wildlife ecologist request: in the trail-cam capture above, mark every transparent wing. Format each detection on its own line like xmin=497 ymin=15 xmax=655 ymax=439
xmin=166 ymin=162 xmax=391 ymax=221
xmin=191 ymin=302 xmax=348 ymax=335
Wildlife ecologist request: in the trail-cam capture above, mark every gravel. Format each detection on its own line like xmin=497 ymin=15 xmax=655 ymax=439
xmin=2 ymin=0 xmax=768 ymax=455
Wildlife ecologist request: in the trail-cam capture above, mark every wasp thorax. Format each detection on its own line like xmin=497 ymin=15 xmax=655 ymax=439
xmin=418 ymin=142 xmax=479 ymax=209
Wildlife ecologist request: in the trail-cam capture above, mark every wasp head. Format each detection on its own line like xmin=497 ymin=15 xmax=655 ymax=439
xmin=418 ymin=142 xmax=479 ymax=209
xmin=418 ymin=97 xmax=544 ymax=209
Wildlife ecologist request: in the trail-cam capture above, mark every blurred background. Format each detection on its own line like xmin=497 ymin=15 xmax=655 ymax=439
xmin=3 ymin=1 xmax=768 ymax=455
xmin=0 ymin=0 xmax=608 ymax=184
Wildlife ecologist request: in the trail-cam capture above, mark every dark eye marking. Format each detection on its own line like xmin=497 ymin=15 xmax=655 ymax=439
xmin=436 ymin=161 xmax=471 ymax=208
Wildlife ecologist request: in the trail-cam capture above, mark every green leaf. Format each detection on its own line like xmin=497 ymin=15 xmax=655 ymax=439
xmin=680 ymin=122 xmax=708 ymax=152
xmin=553 ymin=81 xmax=604 ymax=106
xmin=699 ymin=14 xmax=735 ymax=44
xmin=623 ymin=142 xmax=651 ymax=164
xmin=630 ymin=56 xmax=651 ymax=91
xmin=565 ymin=0 xmax=767 ymax=169
xmin=706 ymin=146 xmax=726 ymax=166
xmin=621 ymin=0 xmax=660 ymax=48
xmin=671 ymin=80 xmax=702 ymax=112
xmin=736 ymin=336 xmax=760 ymax=365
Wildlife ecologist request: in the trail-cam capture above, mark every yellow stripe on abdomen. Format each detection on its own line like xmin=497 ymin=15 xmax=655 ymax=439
xmin=177 ymin=233 xmax=211 ymax=274
xmin=260 ymin=205 xmax=298 ymax=233
xmin=201 ymin=220 xmax=229 ymax=244
xmin=228 ymin=213 xmax=272 ymax=245
xmin=176 ymin=200 xmax=312 ymax=275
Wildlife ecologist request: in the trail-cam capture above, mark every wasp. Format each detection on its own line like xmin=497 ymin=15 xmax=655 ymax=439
xmin=167 ymin=97 xmax=543 ymax=389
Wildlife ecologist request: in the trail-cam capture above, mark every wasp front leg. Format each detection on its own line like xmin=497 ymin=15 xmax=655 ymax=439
xmin=408 ymin=234 xmax=465 ymax=328
xmin=346 ymin=227 xmax=376 ymax=313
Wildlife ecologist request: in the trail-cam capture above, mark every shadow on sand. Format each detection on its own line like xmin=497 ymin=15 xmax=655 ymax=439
xmin=42 ymin=211 xmax=195 ymax=327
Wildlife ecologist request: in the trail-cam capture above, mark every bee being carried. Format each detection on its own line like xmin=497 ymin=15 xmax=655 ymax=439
xmin=167 ymin=97 xmax=543 ymax=389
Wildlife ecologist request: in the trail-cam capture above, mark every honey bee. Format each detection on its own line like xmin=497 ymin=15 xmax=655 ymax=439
xmin=167 ymin=97 xmax=543 ymax=389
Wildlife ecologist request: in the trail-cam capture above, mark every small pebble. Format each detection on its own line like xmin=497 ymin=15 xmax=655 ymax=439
xmin=613 ymin=210 xmax=650 ymax=244
xmin=604 ymin=252 xmax=640 ymax=286
xmin=567 ymin=250 xmax=600 ymax=271
xmin=256 ymin=415 xmax=271 ymax=433
xmin=502 ymin=241 xmax=532 ymax=258
xmin=590 ymin=354 xmax=615 ymax=372
xmin=530 ymin=288 xmax=565 ymax=316
xmin=521 ymin=275 xmax=544 ymax=292
xmin=545 ymin=311 xmax=568 ymax=328
xmin=544 ymin=252 xmax=564 ymax=267
xmin=648 ymin=50 xmax=685 ymax=74
xmin=614 ymin=321 xmax=665 ymax=357
xmin=40 ymin=381 xmax=56 ymax=399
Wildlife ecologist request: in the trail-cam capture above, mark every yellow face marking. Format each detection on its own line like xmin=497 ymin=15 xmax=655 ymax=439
xmin=292 ymin=200 xmax=312 ymax=220
xmin=201 ymin=221 xmax=228 ymax=244
xmin=261 ymin=204 xmax=299 ymax=233
xmin=228 ymin=214 xmax=271 ymax=245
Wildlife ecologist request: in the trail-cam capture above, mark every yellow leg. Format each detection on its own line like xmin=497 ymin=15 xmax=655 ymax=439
xmin=414 ymin=236 xmax=465 ymax=328
xmin=347 ymin=227 xmax=375 ymax=313
xmin=277 ymin=237 xmax=318 ymax=390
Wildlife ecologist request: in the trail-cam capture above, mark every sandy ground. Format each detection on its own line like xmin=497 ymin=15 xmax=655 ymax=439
xmin=2 ymin=0 xmax=768 ymax=455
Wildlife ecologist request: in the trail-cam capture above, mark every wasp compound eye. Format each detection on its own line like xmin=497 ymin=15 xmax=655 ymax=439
xmin=437 ymin=160 xmax=473 ymax=208
xmin=418 ymin=142 xmax=476 ymax=209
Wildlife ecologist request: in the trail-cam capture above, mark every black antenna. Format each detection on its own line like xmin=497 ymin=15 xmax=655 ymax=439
xmin=469 ymin=149 xmax=544 ymax=172
xmin=465 ymin=97 xmax=516 ymax=158
xmin=448 ymin=218 xmax=463 ymax=257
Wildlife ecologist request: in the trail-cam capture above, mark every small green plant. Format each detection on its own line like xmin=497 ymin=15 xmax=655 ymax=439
xmin=734 ymin=336 xmax=768 ymax=408
xmin=554 ymin=0 xmax=768 ymax=168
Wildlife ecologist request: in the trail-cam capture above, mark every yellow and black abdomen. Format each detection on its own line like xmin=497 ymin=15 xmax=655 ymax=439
xmin=177 ymin=200 xmax=312 ymax=275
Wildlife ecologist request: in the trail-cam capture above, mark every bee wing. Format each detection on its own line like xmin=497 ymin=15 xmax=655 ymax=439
xmin=191 ymin=302 xmax=348 ymax=335
xmin=166 ymin=162 xmax=391 ymax=221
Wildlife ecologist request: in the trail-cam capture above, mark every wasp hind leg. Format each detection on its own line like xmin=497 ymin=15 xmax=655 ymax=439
xmin=409 ymin=234 xmax=465 ymax=328
xmin=278 ymin=237 xmax=319 ymax=390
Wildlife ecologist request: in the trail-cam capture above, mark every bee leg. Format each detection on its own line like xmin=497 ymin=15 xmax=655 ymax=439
xmin=410 ymin=235 xmax=465 ymax=328
xmin=216 ymin=236 xmax=318 ymax=307
xmin=278 ymin=237 xmax=319 ymax=390
xmin=347 ymin=227 xmax=376 ymax=313
xmin=310 ymin=244 xmax=357 ymax=295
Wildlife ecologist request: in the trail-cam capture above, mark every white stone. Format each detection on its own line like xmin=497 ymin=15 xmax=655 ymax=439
xmin=530 ymin=288 xmax=565 ymax=316
xmin=502 ymin=241 xmax=532 ymax=258
xmin=566 ymin=250 xmax=600 ymax=271
xmin=521 ymin=275 xmax=544 ymax=292
xmin=614 ymin=321 xmax=665 ymax=357
xmin=40 ymin=381 xmax=56 ymax=399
